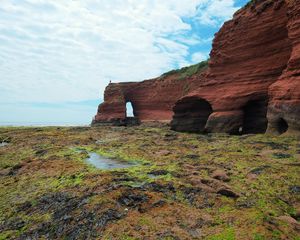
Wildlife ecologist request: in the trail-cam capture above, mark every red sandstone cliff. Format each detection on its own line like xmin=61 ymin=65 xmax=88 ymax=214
xmin=94 ymin=63 xmax=208 ymax=122
xmin=267 ymin=0 xmax=300 ymax=134
xmin=93 ymin=0 xmax=300 ymax=135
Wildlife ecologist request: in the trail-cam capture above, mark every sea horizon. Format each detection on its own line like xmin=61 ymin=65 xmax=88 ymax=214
xmin=0 ymin=122 xmax=90 ymax=127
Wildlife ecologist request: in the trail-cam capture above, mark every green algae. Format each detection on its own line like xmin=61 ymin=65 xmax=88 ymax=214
xmin=0 ymin=126 xmax=299 ymax=239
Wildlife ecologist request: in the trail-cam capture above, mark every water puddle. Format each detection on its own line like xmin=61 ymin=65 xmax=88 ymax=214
xmin=86 ymin=152 xmax=137 ymax=170
xmin=72 ymin=147 xmax=140 ymax=170
xmin=147 ymin=174 xmax=157 ymax=179
xmin=147 ymin=170 xmax=169 ymax=179
xmin=0 ymin=142 xmax=9 ymax=147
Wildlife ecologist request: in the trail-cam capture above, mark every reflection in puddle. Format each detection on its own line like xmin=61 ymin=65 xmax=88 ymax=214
xmin=147 ymin=174 xmax=159 ymax=179
xmin=86 ymin=152 xmax=137 ymax=170
xmin=0 ymin=142 xmax=9 ymax=147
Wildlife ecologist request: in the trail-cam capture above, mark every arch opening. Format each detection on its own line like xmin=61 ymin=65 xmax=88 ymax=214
xmin=276 ymin=118 xmax=288 ymax=134
xmin=171 ymin=97 xmax=212 ymax=133
xmin=126 ymin=101 xmax=135 ymax=117
xmin=241 ymin=98 xmax=268 ymax=134
xmin=123 ymin=101 xmax=140 ymax=126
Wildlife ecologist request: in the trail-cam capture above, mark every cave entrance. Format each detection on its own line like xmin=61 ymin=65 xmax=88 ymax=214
xmin=171 ymin=97 xmax=213 ymax=133
xmin=126 ymin=101 xmax=134 ymax=117
xmin=276 ymin=118 xmax=288 ymax=134
xmin=241 ymin=98 xmax=268 ymax=134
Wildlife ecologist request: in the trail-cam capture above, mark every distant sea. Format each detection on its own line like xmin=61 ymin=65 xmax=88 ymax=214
xmin=0 ymin=122 xmax=90 ymax=127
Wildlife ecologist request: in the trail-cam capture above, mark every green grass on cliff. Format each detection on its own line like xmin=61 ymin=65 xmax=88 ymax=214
xmin=243 ymin=0 xmax=273 ymax=11
xmin=161 ymin=60 xmax=209 ymax=79
xmin=0 ymin=125 xmax=299 ymax=239
xmin=244 ymin=0 xmax=255 ymax=8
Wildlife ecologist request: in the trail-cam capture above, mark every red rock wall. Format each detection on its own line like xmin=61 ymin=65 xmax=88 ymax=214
xmin=178 ymin=0 xmax=293 ymax=134
xmin=267 ymin=0 xmax=300 ymax=134
xmin=93 ymin=0 xmax=300 ymax=135
xmin=93 ymin=71 xmax=207 ymax=122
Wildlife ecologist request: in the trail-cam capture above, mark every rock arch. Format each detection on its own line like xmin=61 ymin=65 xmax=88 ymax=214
xmin=126 ymin=101 xmax=135 ymax=117
xmin=124 ymin=100 xmax=140 ymax=126
xmin=171 ymin=97 xmax=213 ymax=133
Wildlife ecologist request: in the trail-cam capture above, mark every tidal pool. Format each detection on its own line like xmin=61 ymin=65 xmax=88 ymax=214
xmin=86 ymin=152 xmax=137 ymax=170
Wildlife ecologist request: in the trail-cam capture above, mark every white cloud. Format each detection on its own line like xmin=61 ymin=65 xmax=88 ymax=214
xmin=197 ymin=0 xmax=240 ymax=26
xmin=0 ymin=0 xmax=240 ymax=104
xmin=191 ymin=52 xmax=208 ymax=63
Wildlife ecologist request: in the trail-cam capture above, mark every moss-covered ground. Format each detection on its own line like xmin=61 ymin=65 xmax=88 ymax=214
xmin=0 ymin=125 xmax=299 ymax=239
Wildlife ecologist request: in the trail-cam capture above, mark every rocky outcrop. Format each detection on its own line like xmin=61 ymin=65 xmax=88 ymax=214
xmin=93 ymin=0 xmax=300 ymax=135
xmin=267 ymin=0 xmax=300 ymax=135
xmin=172 ymin=0 xmax=294 ymax=134
xmin=93 ymin=62 xmax=208 ymax=123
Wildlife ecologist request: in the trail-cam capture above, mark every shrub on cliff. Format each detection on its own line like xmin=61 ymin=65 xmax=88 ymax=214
xmin=161 ymin=60 xmax=208 ymax=79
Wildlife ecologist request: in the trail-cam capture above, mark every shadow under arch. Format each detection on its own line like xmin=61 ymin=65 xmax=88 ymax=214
xmin=171 ymin=96 xmax=213 ymax=133
xmin=276 ymin=118 xmax=288 ymax=134
xmin=241 ymin=98 xmax=268 ymax=134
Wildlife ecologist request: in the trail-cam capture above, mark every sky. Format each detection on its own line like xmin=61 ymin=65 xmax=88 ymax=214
xmin=0 ymin=0 xmax=248 ymax=125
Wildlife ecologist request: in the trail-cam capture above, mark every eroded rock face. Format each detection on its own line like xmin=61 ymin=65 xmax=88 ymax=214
xmin=92 ymin=65 xmax=208 ymax=124
xmin=93 ymin=0 xmax=300 ymax=135
xmin=267 ymin=0 xmax=300 ymax=135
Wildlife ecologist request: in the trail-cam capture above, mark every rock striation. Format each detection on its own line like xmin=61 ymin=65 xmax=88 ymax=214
xmin=93 ymin=0 xmax=300 ymax=135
